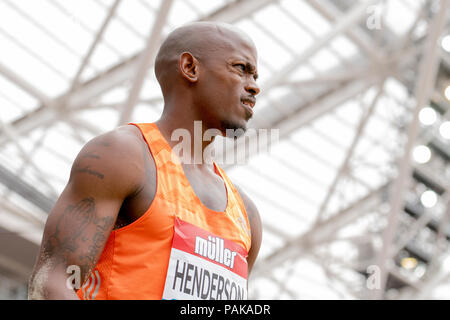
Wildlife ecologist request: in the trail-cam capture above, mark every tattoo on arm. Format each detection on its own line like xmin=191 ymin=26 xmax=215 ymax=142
xmin=79 ymin=215 xmax=114 ymax=277
xmin=42 ymin=197 xmax=114 ymax=281
xmin=44 ymin=198 xmax=96 ymax=257
xmin=74 ymin=166 xmax=104 ymax=180
xmin=82 ymin=152 xmax=101 ymax=160
xmin=93 ymin=140 xmax=111 ymax=148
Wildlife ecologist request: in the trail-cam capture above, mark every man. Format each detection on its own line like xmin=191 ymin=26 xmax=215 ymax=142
xmin=28 ymin=21 xmax=262 ymax=300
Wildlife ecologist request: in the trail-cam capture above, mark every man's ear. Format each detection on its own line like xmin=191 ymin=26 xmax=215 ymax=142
xmin=179 ymin=52 xmax=199 ymax=83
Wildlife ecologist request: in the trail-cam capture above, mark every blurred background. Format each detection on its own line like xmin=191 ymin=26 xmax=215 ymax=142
xmin=0 ymin=0 xmax=449 ymax=300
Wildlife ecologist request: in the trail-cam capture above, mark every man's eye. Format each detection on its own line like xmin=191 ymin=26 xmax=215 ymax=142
xmin=235 ymin=64 xmax=245 ymax=72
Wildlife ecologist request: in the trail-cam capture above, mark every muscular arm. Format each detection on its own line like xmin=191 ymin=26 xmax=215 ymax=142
xmin=234 ymin=185 xmax=262 ymax=276
xmin=28 ymin=127 xmax=145 ymax=300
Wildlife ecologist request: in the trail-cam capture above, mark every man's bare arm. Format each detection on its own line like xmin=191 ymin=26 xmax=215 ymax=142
xmin=28 ymin=128 xmax=146 ymax=300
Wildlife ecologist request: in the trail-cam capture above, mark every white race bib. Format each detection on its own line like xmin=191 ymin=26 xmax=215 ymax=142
xmin=162 ymin=218 xmax=248 ymax=300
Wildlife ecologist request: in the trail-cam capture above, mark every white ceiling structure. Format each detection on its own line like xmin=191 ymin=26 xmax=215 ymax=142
xmin=0 ymin=0 xmax=450 ymax=300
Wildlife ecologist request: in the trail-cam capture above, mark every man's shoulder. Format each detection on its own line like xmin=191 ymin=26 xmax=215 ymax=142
xmin=70 ymin=125 xmax=150 ymax=183
xmin=81 ymin=125 xmax=146 ymax=159
xmin=96 ymin=124 xmax=143 ymax=148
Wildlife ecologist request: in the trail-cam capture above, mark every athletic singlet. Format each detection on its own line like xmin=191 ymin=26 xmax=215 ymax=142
xmin=76 ymin=123 xmax=252 ymax=300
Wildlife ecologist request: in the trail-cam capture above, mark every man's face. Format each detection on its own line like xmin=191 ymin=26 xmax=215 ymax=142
xmin=195 ymin=35 xmax=260 ymax=136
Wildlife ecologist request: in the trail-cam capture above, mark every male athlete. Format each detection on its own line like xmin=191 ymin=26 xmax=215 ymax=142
xmin=28 ymin=21 xmax=262 ymax=300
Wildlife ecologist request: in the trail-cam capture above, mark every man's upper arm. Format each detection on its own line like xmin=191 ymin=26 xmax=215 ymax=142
xmin=235 ymin=185 xmax=262 ymax=276
xmin=31 ymin=128 xmax=145 ymax=291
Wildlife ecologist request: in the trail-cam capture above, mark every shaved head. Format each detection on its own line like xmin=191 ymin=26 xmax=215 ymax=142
xmin=155 ymin=21 xmax=256 ymax=92
xmin=154 ymin=21 xmax=260 ymax=135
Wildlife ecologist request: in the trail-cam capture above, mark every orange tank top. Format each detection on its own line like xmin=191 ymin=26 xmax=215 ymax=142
xmin=77 ymin=123 xmax=252 ymax=300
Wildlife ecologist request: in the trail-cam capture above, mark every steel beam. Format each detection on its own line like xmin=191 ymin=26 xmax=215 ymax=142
xmin=251 ymin=183 xmax=388 ymax=278
xmin=371 ymin=0 xmax=449 ymax=299
xmin=260 ymin=0 xmax=380 ymax=94
xmin=409 ymin=197 xmax=450 ymax=299
xmin=313 ymin=80 xmax=385 ymax=225
xmin=306 ymin=0 xmax=384 ymax=63
xmin=0 ymin=0 xmax=285 ymax=216
xmin=0 ymin=225 xmax=39 ymax=282
xmin=0 ymin=164 xmax=55 ymax=214
xmin=0 ymin=61 xmax=50 ymax=105
xmin=219 ymin=14 xmax=427 ymax=172
xmin=0 ymin=120 xmax=58 ymax=199
xmin=219 ymin=71 xmax=382 ymax=169
xmin=118 ymin=0 xmax=174 ymax=125
xmin=70 ymin=0 xmax=123 ymax=91
xmin=0 ymin=200 xmax=46 ymax=229
xmin=0 ymin=0 xmax=281 ymax=145
xmin=201 ymin=0 xmax=281 ymax=23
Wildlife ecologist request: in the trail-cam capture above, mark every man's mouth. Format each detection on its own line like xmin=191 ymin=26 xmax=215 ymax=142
xmin=241 ymin=98 xmax=255 ymax=108
xmin=241 ymin=98 xmax=256 ymax=117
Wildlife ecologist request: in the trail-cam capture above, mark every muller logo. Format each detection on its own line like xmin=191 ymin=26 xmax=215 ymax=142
xmin=194 ymin=235 xmax=237 ymax=269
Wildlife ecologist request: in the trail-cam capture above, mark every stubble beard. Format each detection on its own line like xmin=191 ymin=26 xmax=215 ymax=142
xmin=221 ymin=119 xmax=247 ymax=140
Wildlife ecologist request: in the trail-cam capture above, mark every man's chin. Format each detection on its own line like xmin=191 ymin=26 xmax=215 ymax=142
xmin=221 ymin=119 xmax=247 ymax=139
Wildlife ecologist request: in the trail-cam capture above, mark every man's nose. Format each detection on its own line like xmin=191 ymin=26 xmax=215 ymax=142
xmin=245 ymin=78 xmax=260 ymax=96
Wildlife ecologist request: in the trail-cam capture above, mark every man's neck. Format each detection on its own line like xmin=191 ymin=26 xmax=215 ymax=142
xmin=155 ymin=111 xmax=218 ymax=167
